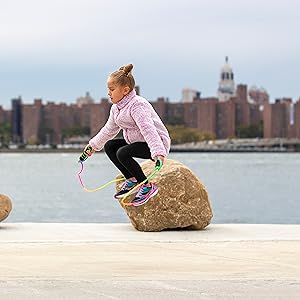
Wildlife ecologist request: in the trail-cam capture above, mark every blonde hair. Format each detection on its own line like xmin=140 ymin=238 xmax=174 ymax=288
xmin=109 ymin=64 xmax=135 ymax=91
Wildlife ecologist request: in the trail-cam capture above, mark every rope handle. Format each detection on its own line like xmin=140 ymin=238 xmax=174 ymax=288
xmin=78 ymin=145 xmax=94 ymax=162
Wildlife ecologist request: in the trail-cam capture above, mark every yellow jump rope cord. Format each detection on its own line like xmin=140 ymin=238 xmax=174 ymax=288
xmin=77 ymin=160 xmax=162 ymax=205
xmin=120 ymin=167 xmax=161 ymax=206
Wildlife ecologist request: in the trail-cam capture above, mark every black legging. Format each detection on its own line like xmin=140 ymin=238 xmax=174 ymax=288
xmin=104 ymin=139 xmax=152 ymax=183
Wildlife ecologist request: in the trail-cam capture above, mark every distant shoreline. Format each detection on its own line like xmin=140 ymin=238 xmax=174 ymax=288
xmin=0 ymin=148 xmax=299 ymax=153
xmin=1 ymin=138 xmax=300 ymax=153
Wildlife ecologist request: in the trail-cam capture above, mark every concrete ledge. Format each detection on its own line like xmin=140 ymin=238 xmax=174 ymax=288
xmin=1 ymin=224 xmax=300 ymax=299
xmin=0 ymin=223 xmax=300 ymax=243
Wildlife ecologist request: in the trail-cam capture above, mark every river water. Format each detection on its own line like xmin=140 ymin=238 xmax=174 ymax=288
xmin=1 ymin=152 xmax=299 ymax=224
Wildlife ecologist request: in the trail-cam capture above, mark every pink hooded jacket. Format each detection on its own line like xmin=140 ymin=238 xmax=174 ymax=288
xmin=89 ymin=89 xmax=171 ymax=159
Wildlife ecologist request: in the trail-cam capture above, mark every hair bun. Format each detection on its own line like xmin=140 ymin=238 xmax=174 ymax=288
xmin=120 ymin=64 xmax=133 ymax=76
xmin=110 ymin=64 xmax=135 ymax=90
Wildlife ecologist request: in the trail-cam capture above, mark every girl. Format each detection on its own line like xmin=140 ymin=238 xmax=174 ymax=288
xmin=84 ymin=64 xmax=171 ymax=206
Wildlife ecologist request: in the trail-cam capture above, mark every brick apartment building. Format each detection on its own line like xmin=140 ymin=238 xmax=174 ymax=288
xmin=263 ymin=98 xmax=293 ymax=138
xmin=90 ymin=98 xmax=111 ymax=137
xmin=0 ymin=105 xmax=11 ymax=124
xmin=18 ymin=96 xmax=111 ymax=145
xmin=175 ymin=84 xmax=261 ymax=139
xmin=295 ymin=99 xmax=300 ymax=138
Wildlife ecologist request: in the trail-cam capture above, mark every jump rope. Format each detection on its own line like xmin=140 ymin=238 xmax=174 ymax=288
xmin=77 ymin=145 xmax=163 ymax=206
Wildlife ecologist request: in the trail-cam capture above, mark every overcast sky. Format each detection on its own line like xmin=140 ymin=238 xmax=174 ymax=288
xmin=1 ymin=0 xmax=299 ymax=108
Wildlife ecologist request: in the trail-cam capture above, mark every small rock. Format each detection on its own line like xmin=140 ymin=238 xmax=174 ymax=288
xmin=116 ymin=159 xmax=213 ymax=231
xmin=0 ymin=194 xmax=12 ymax=222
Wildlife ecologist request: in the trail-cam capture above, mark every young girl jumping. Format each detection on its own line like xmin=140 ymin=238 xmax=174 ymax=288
xmin=84 ymin=64 xmax=171 ymax=206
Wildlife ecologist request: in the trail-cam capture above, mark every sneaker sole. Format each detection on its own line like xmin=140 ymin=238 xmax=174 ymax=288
xmin=131 ymin=188 xmax=158 ymax=207
xmin=114 ymin=188 xmax=138 ymax=199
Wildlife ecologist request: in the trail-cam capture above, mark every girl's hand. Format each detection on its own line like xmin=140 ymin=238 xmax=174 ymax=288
xmin=155 ymin=155 xmax=165 ymax=166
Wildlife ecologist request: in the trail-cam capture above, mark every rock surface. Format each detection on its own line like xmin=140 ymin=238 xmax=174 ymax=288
xmin=0 ymin=194 xmax=12 ymax=222
xmin=116 ymin=159 xmax=213 ymax=231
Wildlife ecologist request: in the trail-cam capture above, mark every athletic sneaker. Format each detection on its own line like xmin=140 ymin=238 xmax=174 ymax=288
xmin=114 ymin=178 xmax=138 ymax=199
xmin=131 ymin=182 xmax=158 ymax=207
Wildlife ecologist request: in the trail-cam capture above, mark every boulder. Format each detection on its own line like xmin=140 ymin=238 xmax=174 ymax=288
xmin=0 ymin=194 xmax=12 ymax=222
xmin=116 ymin=159 xmax=213 ymax=231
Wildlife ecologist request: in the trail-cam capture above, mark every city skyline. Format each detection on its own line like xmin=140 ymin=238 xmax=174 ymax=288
xmin=1 ymin=0 xmax=300 ymax=109
xmin=5 ymin=83 xmax=299 ymax=147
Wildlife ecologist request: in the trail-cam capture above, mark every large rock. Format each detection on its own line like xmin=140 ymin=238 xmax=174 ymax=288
xmin=116 ymin=159 xmax=213 ymax=231
xmin=0 ymin=194 xmax=12 ymax=222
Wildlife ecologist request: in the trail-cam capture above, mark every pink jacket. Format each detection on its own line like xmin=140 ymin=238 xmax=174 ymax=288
xmin=89 ymin=89 xmax=171 ymax=159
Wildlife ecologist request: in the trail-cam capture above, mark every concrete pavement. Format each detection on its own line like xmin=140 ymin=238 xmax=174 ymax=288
xmin=0 ymin=223 xmax=300 ymax=299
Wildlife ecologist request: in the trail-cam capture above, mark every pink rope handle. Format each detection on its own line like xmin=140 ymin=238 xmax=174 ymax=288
xmin=77 ymin=161 xmax=85 ymax=188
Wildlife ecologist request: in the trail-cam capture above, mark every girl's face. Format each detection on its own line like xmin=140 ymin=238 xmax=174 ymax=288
xmin=107 ymin=78 xmax=130 ymax=104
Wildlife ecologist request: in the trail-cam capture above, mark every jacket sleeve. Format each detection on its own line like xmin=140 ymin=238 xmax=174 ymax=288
xmin=89 ymin=106 xmax=120 ymax=151
xmin=131 ymin=102 xmax=167 ymax=159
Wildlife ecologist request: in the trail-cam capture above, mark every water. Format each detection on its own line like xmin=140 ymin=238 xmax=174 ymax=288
xmin=1 ymin=152 xmax=300 ymax=224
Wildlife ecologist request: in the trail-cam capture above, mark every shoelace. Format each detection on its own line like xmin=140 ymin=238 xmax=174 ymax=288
xmin=123 ymin=179 xmax=136 ymax=190
xmin=135 ymin=185 xmax=151 ymax=199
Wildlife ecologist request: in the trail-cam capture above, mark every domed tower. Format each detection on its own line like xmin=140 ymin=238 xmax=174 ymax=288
xmin=218 ymin=56 xmax=235 ymax=102
xmin=76 ymin=92 xmax=95 ymax=107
